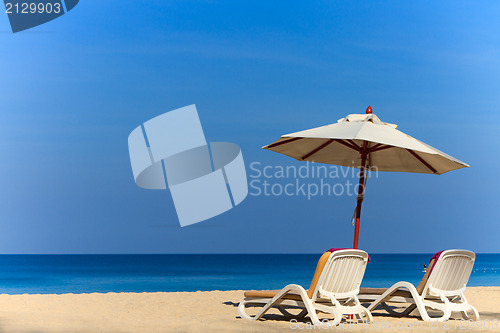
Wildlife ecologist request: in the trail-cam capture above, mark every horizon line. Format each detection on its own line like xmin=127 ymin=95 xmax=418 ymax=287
xmin=0 ymin=252 xmax=499 ymax=255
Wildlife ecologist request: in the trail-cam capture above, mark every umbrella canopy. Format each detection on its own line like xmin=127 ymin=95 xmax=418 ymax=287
xmin=263 ymin=106 xmax=469 ymax=248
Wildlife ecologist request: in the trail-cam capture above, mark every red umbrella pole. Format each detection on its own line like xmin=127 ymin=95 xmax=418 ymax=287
xmin=353 ymin=142 xmax=368 ymax=249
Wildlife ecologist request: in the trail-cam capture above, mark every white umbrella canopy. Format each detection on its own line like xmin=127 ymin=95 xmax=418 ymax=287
xmin=263 ymin=106 xmax=469 ymax=248
xmin=263 ymin=110 xmax=468 ymax=175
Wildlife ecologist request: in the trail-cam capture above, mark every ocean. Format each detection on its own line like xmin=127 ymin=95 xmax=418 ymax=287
xmin=0 ymin=254 xmax=498 ymax=294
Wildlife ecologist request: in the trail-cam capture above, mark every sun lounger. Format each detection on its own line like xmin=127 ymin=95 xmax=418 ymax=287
xmin=359 ymin=249 xmax=479 ymax=321
xmin=238 ymin=249 xmax=372 ymax=326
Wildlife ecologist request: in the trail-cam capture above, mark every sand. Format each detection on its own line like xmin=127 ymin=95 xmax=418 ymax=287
xmin=0 ymin=287 xmax=498 ymax=332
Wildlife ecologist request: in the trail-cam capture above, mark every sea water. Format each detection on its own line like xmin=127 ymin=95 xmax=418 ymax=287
xmin=0 ymin=254 xmax=497 ymax=294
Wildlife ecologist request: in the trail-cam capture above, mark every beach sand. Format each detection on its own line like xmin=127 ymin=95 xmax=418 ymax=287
xmin=0 ymin=287 xmax=498 ymax=332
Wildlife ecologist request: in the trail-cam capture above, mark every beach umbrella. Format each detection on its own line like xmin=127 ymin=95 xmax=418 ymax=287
xmin=263 ymin=106 xmax=469 ymax=249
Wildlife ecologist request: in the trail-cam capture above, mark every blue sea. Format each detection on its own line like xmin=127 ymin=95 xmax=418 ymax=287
xmin=0 ymin=254 xmax=498 ymax=294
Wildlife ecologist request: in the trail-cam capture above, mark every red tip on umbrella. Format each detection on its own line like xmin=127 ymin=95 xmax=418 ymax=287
xmin=366 ymin=106 xmax=372 ymax=114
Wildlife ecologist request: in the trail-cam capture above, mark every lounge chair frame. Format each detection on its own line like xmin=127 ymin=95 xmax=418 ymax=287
xmin=361 ymin=249 xmax=479 ymax=321
xmin=238 ymin=249 xmax=372 ymax=326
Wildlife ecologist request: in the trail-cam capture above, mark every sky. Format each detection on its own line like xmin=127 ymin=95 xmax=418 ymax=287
xmin=0 ymin=1 xmax=499 ymax=254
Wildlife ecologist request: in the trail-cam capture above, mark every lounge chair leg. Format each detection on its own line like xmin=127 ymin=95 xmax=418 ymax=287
xmin=328 ymin=309 xmax=343 ymax=326
xmin=471 ymin=306 xmax=480 ymax=321
xmin=305 ymin=306 xmax=321 ymax=325
xmin=413 ymin=297 xmax=432 ymax=321
xmin=251 ymin=284 xmax=321 ymax=326
xmin=461 ymin=306 xmax=479 ymax=321
xmin=238 ymin=300 xmax=256 ymax=320
xmin=362 ymin=306 xmax=373 ymax=323
xmin=459 ymin=295 xmax=480 ymax=321
xmin=441 ymin=309 xmax=452 ymax=321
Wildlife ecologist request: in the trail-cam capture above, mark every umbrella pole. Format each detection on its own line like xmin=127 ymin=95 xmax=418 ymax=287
xmin=353 ymin=142 xmax=368 ymax=249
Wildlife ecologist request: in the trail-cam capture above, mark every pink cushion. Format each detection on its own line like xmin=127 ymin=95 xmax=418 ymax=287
xmin=428 ymin=250 xmax=444 ymax=276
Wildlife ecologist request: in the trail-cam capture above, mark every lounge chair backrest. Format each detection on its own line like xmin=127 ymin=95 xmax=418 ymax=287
xmin=311 ymin=249 xmax=369 ymax=301
xmin=423 ymin=250 xmax=475 ymax=297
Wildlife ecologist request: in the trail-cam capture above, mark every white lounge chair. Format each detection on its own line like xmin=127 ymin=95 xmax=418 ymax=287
xmin=359 ymin=249 xmax=479 ymax=321
xmin=238 ymin=249 xmax=372 ymax=326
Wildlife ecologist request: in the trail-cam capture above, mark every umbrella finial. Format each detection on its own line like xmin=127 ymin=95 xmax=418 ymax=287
xmin=366 ymin=106 xmax=372 ymax=114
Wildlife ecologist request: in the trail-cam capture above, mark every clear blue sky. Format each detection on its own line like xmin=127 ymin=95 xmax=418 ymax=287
xmin=1 ymin=1 xmax=499 ymax=253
